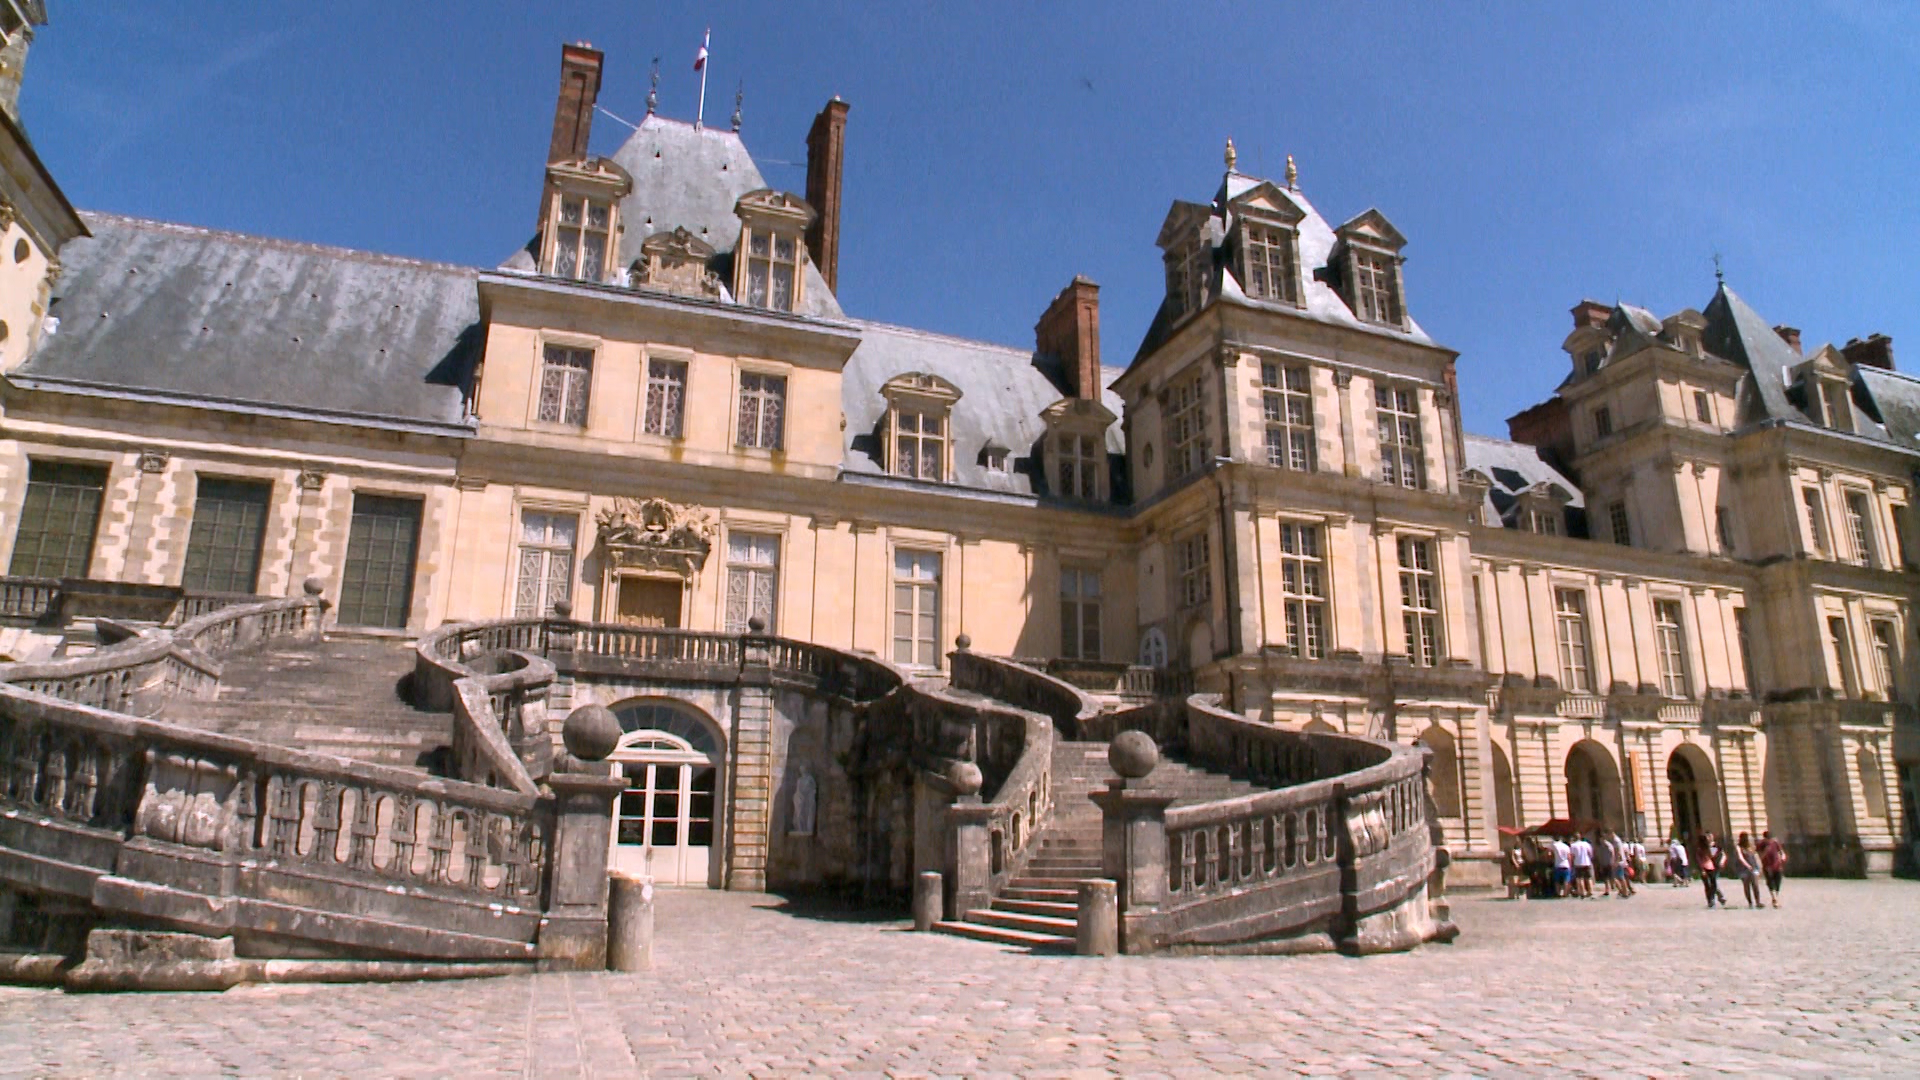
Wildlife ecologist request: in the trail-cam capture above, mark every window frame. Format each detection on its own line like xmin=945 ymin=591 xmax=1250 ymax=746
xmin=1652 ymin=598 xmax=1692 ymax=699
xmin=1608 ymin=501 xmax=1632 ymax=546
xmin=1802 ymin=486 xmax=1830 ymax=557
xmin=1828 ymin=614 xmax=1860 ymax=698
xmin=1396 ymin=535 xmax=1443 ymax=667
xmin=724 ymin=530 xmax=781 ymax=633
xmin=739 ymin=226 xmax=804 ymax=312
xmin=1261 ymin=362 xmax=1316 ymax=472
xmin=891 ymin=547 xmax=944 ymax=669
xmin=546 ymin=192 xmax=615 ymax=283
xmin=1554 ymin=588 xmax=1593 ymax=694
xmin=9 ymin=459 xmax=109 ymax=579
xmin=1240 ymin=221 xmax=1300 ymax=305
xmin=1842 ymin=489 xmax=1878 ymax=567
xmin=1350 ymin=247 xmax=1402 ymax=325
xmin=1593 ymin=405 xmax=1613 ymax=439
xmin=1692 ymin=389 xmax=1713 ymax=425
xmin=1054 ymin=432 xmax=1103 ymax=500
xmin=891 ymin=407 xmax=947 ymax=482
xmin=1870 ymin=618 xmax=1900 ymax=700
xmin=1059 ymin=566 xmax=1103 ymax=661
xmin=1161 ymin=369 xmax=1211 ymax=482
xmin=181 ymin=475 xmax=273 ymax=595
xmin=641 ymin=356 xmax=690 ymax=440
xmin=535 ymin=342 xmax=595 ymax=428
xmin=1277 ymin=521 xmax=1329 ymax=660
xmin=1375 ymin=383 xmax=1425 ymax=490
xmin=1175 ymin=529 xmax=1212 ymax=610
xmin=513 ymin=507 xmax=579 ymax=618
xmin=735 ymin=368 xmax=789 ymax=451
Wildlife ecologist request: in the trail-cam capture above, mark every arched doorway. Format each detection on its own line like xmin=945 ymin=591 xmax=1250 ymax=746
xmin=1565 ymin=739 xmax=1624 ymax=831
xmin=1666 ymin=744 xmax=1722 ymax=843
xmin=1491 ymin=741 xmax=1519 ymax=833
xmin=608 ymin=699 xmax=725 ymax=887
xmin=1417 ymin=725 xmax=1462 ymax=820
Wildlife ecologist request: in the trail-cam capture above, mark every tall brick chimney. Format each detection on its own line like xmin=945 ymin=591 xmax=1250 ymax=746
xmin=1570 ymin=299 xmax=1613 ymax=330
xmin=1842 ymin=334 xmax=1895 ymax=371
xmin=548 ymin=43 xmax=603 ymax=166
xmin=1036 ymin=276 xmax=1103 ymax=400
xmin=1773 ymin=325 xmax=1803 ymax=353
xmin=805 ymin=97 xmax=850 ymax=292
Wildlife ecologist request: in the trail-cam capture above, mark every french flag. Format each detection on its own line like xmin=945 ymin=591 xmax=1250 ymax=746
xmin=694 ymin=30 xmax=708 ymax=71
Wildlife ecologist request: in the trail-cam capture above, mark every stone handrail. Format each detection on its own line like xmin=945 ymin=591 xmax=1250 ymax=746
xmin=951 ymin=649 xmax=1102 ymax=738
xmin=447 ymin=651 xmax=549 ymax=796
xmin=0 ymin=575 xmax=58 ymax=621
xmin=1093 ymin=694 xmax=1445 ymax=955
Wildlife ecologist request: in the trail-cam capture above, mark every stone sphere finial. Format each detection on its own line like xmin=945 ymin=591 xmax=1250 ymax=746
xmin=302 ymin=576 xmax=325 ymax=597
xmin=552 ymin=599 xmax=572 ymax=619
xmin=955 ymin=633 xmax=972 ymax=651
xmin=948 ymin=760 xmax=983 ymax=797
xmin=747 ymin=616 xmax=766 ymax=633
xmin=1109 ymin=730 xmax=1159 ymax=779
xmin=562 ymin=704 xmax=622 ymax=762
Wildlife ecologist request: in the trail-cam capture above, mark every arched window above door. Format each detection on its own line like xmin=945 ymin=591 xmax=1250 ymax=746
xmin=612 ymin=700 xmax=720 ymax=758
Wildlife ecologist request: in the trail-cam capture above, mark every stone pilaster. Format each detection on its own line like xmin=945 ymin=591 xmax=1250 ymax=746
xmin=726 ymin=635 xmax=774 ymax=891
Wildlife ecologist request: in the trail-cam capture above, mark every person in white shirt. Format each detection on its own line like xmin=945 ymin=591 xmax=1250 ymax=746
xmin=1569 ymin=835 xmax=1595 ymax=897
xmin=1551 ymin=838 xmax=1573 ymax=897
xmin=1667 ymin=836 xmax=1691 ymax=886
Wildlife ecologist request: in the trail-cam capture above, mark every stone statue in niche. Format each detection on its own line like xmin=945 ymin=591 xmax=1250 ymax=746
xmin=789 ymin=767 xmax=817 ymax=837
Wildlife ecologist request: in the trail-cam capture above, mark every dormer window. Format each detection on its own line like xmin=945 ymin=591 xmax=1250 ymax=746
xmin=1156 ymin=201 xmax=1217 ymax=324
xmin=1332 ymin=209 xmax=1409 ymax=329
xmin=881 ymin=373 xmax=962 ymax=483
xmin=733 ymin=190 xmax=816 ymax=314
xmin=1041 ymin=396 xmax=1117 ymax=503
xmin=540 ymin=156 xmax=631 ymax=284
xmin=1819 ymin=381 xmax=1853 ymax=433
xmin=1241 ymin=223 xmax=1299 ymax=305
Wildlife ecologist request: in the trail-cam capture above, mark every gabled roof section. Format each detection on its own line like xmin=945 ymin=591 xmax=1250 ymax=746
xmin=1704 ymin=284 xmax=1810 ymax=427
xmin=1856 ymin=366 xmax=1920 ymax=448
xmin=1155 ymin=201 xmax=1215 ymax=250
xmin=20 ymin=213 xmax=477 ymax=432
xmin=1226 ymin=181 xmax=1305 ymax=226
xmin=1333 ymin=208 xmax=1406 ymax=251
xmin=1464 ymin=433 xmax=1585 ymax=528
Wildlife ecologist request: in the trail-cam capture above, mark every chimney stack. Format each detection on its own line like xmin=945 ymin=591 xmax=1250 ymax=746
xmin=1773 ymin=325 xmax=1802 ymax=353
xmin=1842 ymin=334 xmax=1895 ymax=371
xmin=805 ymin=97 xmax=850 ymax=292
xmin=1570 ymin=299 xmax=1613 ymax=330
xmin=1036 ymin=276 xmax=1103 ymax=400
xmin=548 ymin=43 xmax=603 ymax=166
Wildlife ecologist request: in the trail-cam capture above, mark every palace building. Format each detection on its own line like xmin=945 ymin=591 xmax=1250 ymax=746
xmin=0 ymin=33 xmax=1914 ymax=889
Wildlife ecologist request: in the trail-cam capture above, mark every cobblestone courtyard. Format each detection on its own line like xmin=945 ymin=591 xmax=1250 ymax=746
xmin=1 ymin=878 xmax=1915 ymax=1078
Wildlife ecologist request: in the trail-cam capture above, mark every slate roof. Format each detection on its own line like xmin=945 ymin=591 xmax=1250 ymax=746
xmin=841 ymin=320 xmax=1126 ymax=501
xmin=1463 ymin=433 xmax=1584 ymax=529
xmin=22 ymin=213 xmax=478 ymax=431
xmin=1130 ymin=171 xmax=1437 ymax=365
xmin=500 ymin=114 xmax=843 ymax=320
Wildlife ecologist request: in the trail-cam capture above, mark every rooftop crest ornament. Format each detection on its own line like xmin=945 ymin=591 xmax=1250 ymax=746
xmin=1224 ymin=137 xmax=1237 ymax=172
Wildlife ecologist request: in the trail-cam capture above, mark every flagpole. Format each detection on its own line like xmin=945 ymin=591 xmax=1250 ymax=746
xmin=695 ymin=27 xmax=710 ymax=128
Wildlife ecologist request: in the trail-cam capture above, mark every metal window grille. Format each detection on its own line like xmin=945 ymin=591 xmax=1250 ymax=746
xmin=537 ymin=345 xmax=593 ymax=426
xmin=338 ymin=494 xmax=422 ymax=629
xmin=514 ymin=510 xmax=577 ymax=618
xmin=9 ymin=460 xmax=106 ymax=578
xmin=182 ymin=477 xmax=271 ymax=594
xmin=736 ymin=372 xmax=787 ymax=450
xmin=725 ymin=532 xmax=780 ymax=633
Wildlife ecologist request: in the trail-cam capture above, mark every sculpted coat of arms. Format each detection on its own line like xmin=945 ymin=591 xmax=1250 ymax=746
xmin=595 ymin=497 xmax=716 ymax=576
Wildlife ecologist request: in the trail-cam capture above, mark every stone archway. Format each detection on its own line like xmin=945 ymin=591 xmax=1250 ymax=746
xmin=1417 ymin=725 xmax=1462 ymax=819
xmin=1666 ymin=743 xmax=1722 ymax=843
xmin=1565 ymin=739 xmax=1624 ymax=831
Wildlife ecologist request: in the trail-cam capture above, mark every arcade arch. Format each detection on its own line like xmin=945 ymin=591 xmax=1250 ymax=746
xmin=1666 ymin=743 xmax=1723 ymax=842
xmin=1564 ymin=739 xmax=1624 ymax=831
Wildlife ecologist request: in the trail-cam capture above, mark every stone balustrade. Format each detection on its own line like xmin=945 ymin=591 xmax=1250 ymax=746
xmin=0 ymin=576 xmax=58 ymax=622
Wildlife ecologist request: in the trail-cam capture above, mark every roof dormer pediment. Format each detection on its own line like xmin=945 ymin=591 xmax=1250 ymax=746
xmin=1227 ymin=182 xmax=1305 ymax=227
xmin=880 ymin=371 xmax=962 ymax=407
xmin=547 ymin=155 xmax=634 ymax=195
xmin=1156 ymin=201 xmax=1216 ymax=250
xmin=733 ymin=189 xmax=815 ymax=229
xmin=1041 ymin=395 xmax=1118 ymax=430
xmin=1333 ymin=208 xmax=1406 ymax=251
xmin=640 ymin=226 xmax=716 ymax=262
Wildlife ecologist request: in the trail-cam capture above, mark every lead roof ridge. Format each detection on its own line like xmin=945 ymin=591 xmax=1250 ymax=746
xmin=75 ymin=210 xmax=481 ymax=277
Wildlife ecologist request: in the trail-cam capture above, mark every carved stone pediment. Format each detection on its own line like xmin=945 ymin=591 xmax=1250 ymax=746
xmin=596 ymin=497 xmax=715 ymax=576
xmin=634 ymin=227 xmax=724 ymax=300
xmin=733 ymin=188 xmax=815 ymax=228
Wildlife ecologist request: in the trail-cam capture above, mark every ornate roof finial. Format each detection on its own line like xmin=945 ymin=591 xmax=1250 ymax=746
xmin=731 ymin=80 xmax=743 ymax=132
xmin=1713 ymin=251 xmax=1725 ymax=286
xmin=646 ymin=57 xmax=660 ymax=115
xmin=1224 ymin=137 xmax=1237 ymax=172
xmin=1285 ymin=154 xmax=1298 ymax=191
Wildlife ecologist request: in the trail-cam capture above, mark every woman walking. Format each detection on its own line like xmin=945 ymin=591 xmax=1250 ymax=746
xmin=1733 ymin=833 xmax=1764 ymax=909
xmin=1695 ymin=832 xmax=1727 ymax=909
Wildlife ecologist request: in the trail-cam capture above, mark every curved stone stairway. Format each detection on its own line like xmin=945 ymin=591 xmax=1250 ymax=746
xmin=934 ymin=739 xmax=1259 ymax=951
xmin=158 ymin=636 xmax=451 ymax=769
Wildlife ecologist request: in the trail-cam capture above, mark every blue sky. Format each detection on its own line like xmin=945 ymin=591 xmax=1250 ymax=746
xmin=25 ymin=2 xmax=1920 ymax=437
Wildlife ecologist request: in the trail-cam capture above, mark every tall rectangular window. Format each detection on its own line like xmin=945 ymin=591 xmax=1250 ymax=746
xmin=1609 ymin=501 xmax=1632 ymax=546
xmin=1653 ymin=599 xmax=1691 ymax=698
xmin=725 ymin=532 xmax=780 ymax=633
xmin=1735 ymin=606 xmax=1757 ymax=695
xmin=642 ymin=358 xmax=688 ymax=439
xmin=1352 ymin=250 xmax=1400 ymax=324
xmin=1593 ymin=406 xmax=1613 ymax=438
xmin=1828 ymin=616 xmax=1859 ymax=698
xmin=1715 ymin=506 xmax=1735 ymax=555
xmin=1241 ymin=224 xmax=1298 ymax=304
xmin=1176 ymin=530 xmax=1211 ymax=609
xmin=1802 ymin=487 xmax=1829 ymax=556
xmin=893 ymin=410 xmax=945 ymax=481
xmin=1871 ymin=619 xmax=1900 ymax=699
xmin=891 ymin=550 xmax=941 ymax=668
xmin=181 ymin=477 xmax=271 ymax=595
xmin=1896 ymin=510 xmax=1912 ymax=569
xmin=1397 ymin=536 xmax=1442 ymax=667
xmin=338 ymin=494 xmax=422 ymax=629
xmin=1843 ymin=491 xmax=1877 ymax=567
xmin=9 ymin=460 xmax=107 ymax=579
xmin=537 ymin=344 xmax=593 ymax=426
xmin=1693 ymin=390 xmax=1713 ymax=424
xmin=736 ymin=372 xmax=787 ymax=450
xmin=1376 ymin=385 xmax=1424 ymax=489
xmin=1059 ymin=567 xmax=1102 ymax=661
xmin=1278 ymin=523 xmax=1328 ymax=660
xmin=1162 ymin=371 xmax=1210 ymax=480
xmin=513 ymin=510 xmax=576 ymax=618
xmin=743 ymin=231 xmax=799 ymax=312
xmin=1261 ymin=363 xmax=1315 ymax=472
xmin=551 ymin=197 xmax=610 ymax=282
xmin=1554 ymin=589 xmax=1593 ymax=693
xmin=1055 ymin=433 xmax=1101 ymax=500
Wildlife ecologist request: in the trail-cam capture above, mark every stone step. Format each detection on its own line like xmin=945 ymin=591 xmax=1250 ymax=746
xmin=1009 ymin=873 xmax=1105 ymax=889
xmin=999 ymin=885 xmax=1077 ymax=902
xmin=1023 ymin=859 xmax=1103 ymax=874
xmin=931 ymin=920 xmax=1073 ymax=951
xmin=993 ymin=898 xmax=1078 ymax=918
xmin=966 ymin=908 xmax=1077 ymax=936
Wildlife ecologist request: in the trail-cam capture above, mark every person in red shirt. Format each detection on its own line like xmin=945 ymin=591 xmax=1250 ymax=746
xmin=1757 ymin=829 xmax=1789 ymax=909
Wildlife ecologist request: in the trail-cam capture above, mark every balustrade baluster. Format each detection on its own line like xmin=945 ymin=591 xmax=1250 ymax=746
xmin=310 ymin=780 xmax=343 ymax=864
xmin=265 ymin=775 xmax=300 ymax=855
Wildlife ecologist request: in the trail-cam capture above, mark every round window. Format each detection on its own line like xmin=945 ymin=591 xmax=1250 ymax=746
xmin=12 ymin=239 xmax=27 ymax=264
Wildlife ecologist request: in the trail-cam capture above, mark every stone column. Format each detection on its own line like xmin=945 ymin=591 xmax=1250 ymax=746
xmin=946 ymin=799 xmax=995 ymax=919
xmin=1087 ymin=732 xmax=1175 ymax=955
xmin=536 ymin=771 xmax=627 ymax=971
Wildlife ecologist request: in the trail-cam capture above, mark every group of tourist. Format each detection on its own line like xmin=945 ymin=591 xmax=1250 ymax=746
xmin=1663 ymin=830 xmax=1789 ymax=909
xmin=1507 ymin=828 xmax=1789 ymax=910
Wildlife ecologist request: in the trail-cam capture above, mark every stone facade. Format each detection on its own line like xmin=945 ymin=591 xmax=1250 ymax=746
xmin=0 ymin=36 xmax=1912 ymax=892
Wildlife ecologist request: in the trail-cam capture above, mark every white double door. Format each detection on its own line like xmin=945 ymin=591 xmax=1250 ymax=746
xmin=611 ymin=756 xmax=717 ymax=887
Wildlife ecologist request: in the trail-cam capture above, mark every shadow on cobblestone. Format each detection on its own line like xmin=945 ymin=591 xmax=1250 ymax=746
xmin=755 ymin=889 xmax=913 ymax=925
